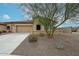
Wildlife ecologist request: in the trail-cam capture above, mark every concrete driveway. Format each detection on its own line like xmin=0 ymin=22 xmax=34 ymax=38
xmin=0 ymin=33 xmax=30 ymax=55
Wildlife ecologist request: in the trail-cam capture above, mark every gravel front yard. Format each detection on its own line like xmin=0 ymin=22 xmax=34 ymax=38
xmin=11 ymin=32 xmax=79 ymax=56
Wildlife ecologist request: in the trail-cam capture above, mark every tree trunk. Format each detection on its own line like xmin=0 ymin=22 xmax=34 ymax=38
xmin=51 ymin=27 xmax=57 ymax=39
xmin=45 ymin=28 xmax=50 ymax=36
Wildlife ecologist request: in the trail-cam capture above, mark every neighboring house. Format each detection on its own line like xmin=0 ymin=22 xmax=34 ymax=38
xmin=0 ymin=20 xmax=72 ymax=34
xmin=0 ymin=23 xmax=6 ymax=31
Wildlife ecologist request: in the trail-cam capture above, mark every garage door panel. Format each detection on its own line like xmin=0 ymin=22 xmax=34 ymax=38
xmin=16 ymin=25 xmax=32 ymax=32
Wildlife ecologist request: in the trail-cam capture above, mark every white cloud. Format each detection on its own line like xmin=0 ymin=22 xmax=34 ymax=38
xmin=3 ymin=14 xmax=10 ymax=20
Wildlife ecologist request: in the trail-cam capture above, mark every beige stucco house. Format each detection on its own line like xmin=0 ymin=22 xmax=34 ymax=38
xmin=0 ymin=20 xmax=72 ymax=34
xmin=2 ymin=20 xmax=33 ymax=33
xmin=0 ymin=24 xmax=6 ymax=31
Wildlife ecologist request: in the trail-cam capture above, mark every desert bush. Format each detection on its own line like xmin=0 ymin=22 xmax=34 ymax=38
xmin=0 ymin=30 xmax=4 ymax=34
xmin=3 ymin=30 xmax=6 ymax=33
xmin=28 ymin=34 xmax=38 ymax=43
xmin=0 ymin=31 xmax=1 ymax=34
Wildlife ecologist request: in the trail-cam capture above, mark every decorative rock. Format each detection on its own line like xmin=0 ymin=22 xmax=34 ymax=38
xmin=56 ymin=41 xmax=64 ymax=49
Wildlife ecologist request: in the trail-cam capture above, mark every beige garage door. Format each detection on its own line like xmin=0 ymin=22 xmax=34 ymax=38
xmin=16 ymin=25 xmax=33 ymax=33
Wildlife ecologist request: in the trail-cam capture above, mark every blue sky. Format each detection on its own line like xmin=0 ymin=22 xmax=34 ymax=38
xmin=0 ymin=3 xmax=79 ymax=27
xmin=0 ymin=3 xmax=26 ymax=22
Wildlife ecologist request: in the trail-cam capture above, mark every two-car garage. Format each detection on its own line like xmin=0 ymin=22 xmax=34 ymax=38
xmin=16 ymin=24 xmax=33 ymax=33
xmin=4 ymin=21 xmax=33 ymax=33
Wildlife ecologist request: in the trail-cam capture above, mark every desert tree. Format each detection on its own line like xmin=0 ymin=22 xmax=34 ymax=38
xmin=21 ymin=3 xmax=79 ymax=37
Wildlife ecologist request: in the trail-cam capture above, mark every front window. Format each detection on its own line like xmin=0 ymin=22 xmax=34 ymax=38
xmin=36 ymin=25 xmax=41 ymax=30
xmin=7 ymin=26 xmax=10 ymax=30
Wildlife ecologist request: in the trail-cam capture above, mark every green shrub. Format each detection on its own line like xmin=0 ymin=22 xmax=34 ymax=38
xmin=28 ymin=34 xmax=38 ymax=43
xmin=3 ymin=30 xmax=6 ymax=33
xmin=0 ymin=30 xmax=4 ymax=34
xmin=0 ymin=31 xmax=1 ymax=34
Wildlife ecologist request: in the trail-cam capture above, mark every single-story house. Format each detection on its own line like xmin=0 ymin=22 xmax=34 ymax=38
xmin=0 ymin=20 xmax=72 ymax=34
xmin=0 ymin=20 xmax=33 ymax=33
xmin=0 ymin=23 xmax=6 ymax=31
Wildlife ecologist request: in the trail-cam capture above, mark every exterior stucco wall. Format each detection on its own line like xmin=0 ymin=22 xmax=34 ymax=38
xmin=16 ymin=25 xmax=33 ymax=33
xmin=11 ymin=24 xmax=33 ymax=33
xmin=77 ymin=29 xmax=79 ymax=32
xmin=32 ymin=19 xmax=45 ymax=34
xmin=12 ymin=24 xmax=16 ymax=33
xmin=32 ymin=19 xmax=72 ymax=34
xmin=5 ymin=20 xmax=72 ymax=34
xmin=6 ymin=24 xmax=16 ymax=32
xmin=0 ymin=25 xmax=6 ymax=31
xmin=7 ymin=24 xmax=12 ymax=31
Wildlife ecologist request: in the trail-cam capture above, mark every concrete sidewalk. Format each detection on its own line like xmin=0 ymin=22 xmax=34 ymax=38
xmin=0 ymin=33 xmax=30 ymax=55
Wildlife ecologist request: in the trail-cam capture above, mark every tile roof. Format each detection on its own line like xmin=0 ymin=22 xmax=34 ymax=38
xmin=0 ymin=20 xmax=33 ymax=24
